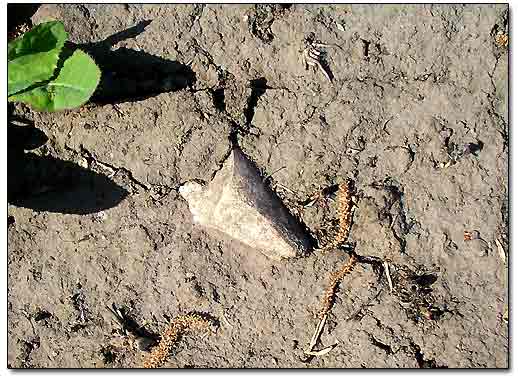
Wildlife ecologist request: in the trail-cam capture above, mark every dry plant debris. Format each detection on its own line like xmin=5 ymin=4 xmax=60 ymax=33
xmin=106 ymin=304 xmax=157 ymax=352
xmin=305 ymin=314 xmax=337 ymax=356
xmin=305 ymin=180 xmax=359 ymax=357
xmin=383 ymin=261 xmax=394 ymax=292
xmin=495 ymin=32 xmax=508 ymax=48
xmin=305 ymin=253 xmax=358 ymax=357
xmin=495 ymin=238 xmax=507 ymax=263
xmin=142 ymin=314 xmax=212 ymax=368
xmin=503 ymin=306 xmax=508 ymax=323
xmin=463 ymin=230 xmax=479 ymax=241
xmin=318 ymin=181 xmax=355 ymax=253
xmin=317 ymin=253 xmax=358 ymax=320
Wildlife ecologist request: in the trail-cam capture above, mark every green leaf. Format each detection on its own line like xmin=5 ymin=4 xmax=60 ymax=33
xmin=8 ymin=21 xmax=67 ymax=61
xmin=9 ymin=50 xmax=101 ymax=112
xmin=7 ymin=21 xmax=68 ymax=96
xmin=8 ymin=48 xmax=63 ymax=96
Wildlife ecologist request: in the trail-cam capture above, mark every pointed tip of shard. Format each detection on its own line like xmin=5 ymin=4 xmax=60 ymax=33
xmin=179 ymin=147 xmax=312 ymax=260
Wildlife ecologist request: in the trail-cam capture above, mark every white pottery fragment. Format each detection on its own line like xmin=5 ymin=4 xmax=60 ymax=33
xmin=179 ymin=147 xmax=312 ymax=260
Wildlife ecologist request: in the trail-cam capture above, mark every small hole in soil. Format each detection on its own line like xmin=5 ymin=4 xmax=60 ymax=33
xmin=464 ymin=141 xmax=484 ymax=155
xmin=415 ymin=349 xmax=446 ymax=368
xmin=412 ymin=273 xmax=437 ymax=287
xmin=100 ymin=346 xmax=117 ymax=364
xmin=212 ymin=88 xmax=226 ymax=112
xmin=34 ymin=310 xmax=52 ymax=322
xmin=361 ymin=39 xmax=371 ymax=57
xmin=245 ymin=77 xmax=268 ymax=125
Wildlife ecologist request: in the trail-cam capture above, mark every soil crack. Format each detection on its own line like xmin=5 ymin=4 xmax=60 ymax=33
xmin=77 ymin=145 xmax=150 ymax=192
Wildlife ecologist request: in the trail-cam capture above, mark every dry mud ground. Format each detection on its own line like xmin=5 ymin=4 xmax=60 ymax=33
xmin=7 ymin=4 xmax=508 ymax=368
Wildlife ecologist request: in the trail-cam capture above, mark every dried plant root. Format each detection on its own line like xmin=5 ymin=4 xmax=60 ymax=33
xmin=318 ymin=181 xmax=354 ymax=253
xmin=143 ymin=313 xmax=211 ymax=368
xmin=317 ymin=254 xmax=358 ymax=320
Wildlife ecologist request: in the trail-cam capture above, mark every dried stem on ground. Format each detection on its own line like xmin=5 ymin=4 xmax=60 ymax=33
xmin=317 ymin=254 xmax=358 ymax=319
xmin=142 ymin=314 xmax=211 ymax=368
xmin=305 ymin=180 xmax=360 ymax=356
xmin=318 ymin=181 xmax=354 ymax=253
xmin=316 ymin=180 xmax=358 ymax=319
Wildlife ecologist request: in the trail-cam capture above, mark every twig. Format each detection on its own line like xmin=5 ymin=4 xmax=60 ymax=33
xmin=495 ymin=239 xmax=507 ymax=263
xmin=220 ymin=309 xmax=234 ymax=329
xmin=305 ymin=314 xmax=338 ymax=356
xmin=274 ymin=183 xmax=295 ymax=195
xmin=263 ymin=166 xmax=286 ymax=182
xmin=305 ymin=343 xmax=337 ymax=356
xmin=307 ymin=314 xmax=327 ymax=352
xmin=390 ymin=213 xmax=399 ymax=230
xmin=383 ymin=261 xmax=393 ymax=292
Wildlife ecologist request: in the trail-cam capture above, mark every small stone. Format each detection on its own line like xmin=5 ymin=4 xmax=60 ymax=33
xmin=93 ymin=211 xmax=107 ymax=222
xmin=179 ymin=148 xmax=312 ymax=260
xmin=77 ymin=157 xmax=89 ymax=169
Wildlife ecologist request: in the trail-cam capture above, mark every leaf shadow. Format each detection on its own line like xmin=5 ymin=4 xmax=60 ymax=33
xmin=8 ymin=106 xmax=128 ymax=215
xmin=7 ymin=3 xmax=40 ymax=32
xmin=71 ymin=20 xmax=196 ymax=104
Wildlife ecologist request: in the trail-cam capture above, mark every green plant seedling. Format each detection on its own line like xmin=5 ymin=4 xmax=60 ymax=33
xmin=8 ymin=20 xmax=101 ymax=112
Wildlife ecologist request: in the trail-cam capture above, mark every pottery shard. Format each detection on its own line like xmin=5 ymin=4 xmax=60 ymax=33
xmin=179 ymin=148 xmax=312 ymax=260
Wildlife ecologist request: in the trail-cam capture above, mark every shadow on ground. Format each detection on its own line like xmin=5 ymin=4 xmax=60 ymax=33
xmin=8 ymin=106 xmax=128 ymax=215
xmin=73 ymin=20 xmax=196 ymax=104
xmin=7 ymin=21 xmax=195 ymax=213
xmin=7 ymin=20 xmax=193 ymax=214
xmin=7 ymin=3 xmax=40 ymax=31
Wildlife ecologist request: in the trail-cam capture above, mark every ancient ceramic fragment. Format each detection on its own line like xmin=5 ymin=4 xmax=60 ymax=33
xmin=179 ymin=147 xmax=312 ymax=260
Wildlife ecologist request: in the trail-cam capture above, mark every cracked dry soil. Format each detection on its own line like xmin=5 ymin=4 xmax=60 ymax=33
xmin=8 ymin=4 xmax=508 ymax=368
